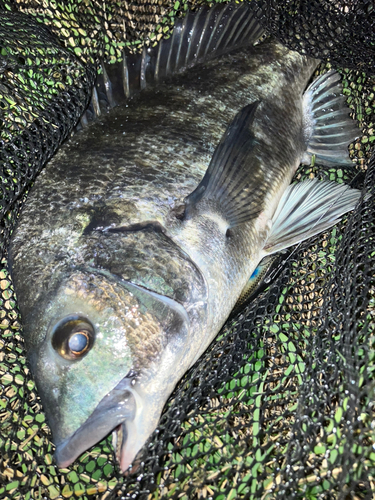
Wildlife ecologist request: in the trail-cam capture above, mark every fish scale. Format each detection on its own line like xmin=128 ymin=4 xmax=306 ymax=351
xmin=9 ymin=2 xmax=362 ymax=474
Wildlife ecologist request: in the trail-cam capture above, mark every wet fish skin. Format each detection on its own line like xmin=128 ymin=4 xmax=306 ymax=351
xmin=9 ymin=5 xmax=360 ymax=472
xmin=12 ymin=38 xmax=316 ymax=338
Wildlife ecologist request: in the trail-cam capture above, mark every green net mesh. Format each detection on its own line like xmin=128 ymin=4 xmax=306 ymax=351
xmin=0 ymin=1 xmax=374 ymax=499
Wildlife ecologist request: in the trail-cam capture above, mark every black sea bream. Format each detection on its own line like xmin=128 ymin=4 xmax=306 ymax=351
xmin=9 ymin=2 xmax=361 ymax=472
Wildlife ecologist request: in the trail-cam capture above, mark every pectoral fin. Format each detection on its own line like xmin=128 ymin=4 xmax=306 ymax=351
xmin=184 ymin=102 xmax=262 ymax=228
xmin=264 ymin=178 xmax=362 ymax=255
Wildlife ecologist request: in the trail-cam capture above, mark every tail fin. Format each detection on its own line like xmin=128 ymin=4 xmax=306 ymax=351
xmin=302 ymin=70 xmax=360 ymax=166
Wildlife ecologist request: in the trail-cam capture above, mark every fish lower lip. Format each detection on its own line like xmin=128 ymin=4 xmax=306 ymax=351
xmin=54 ymin=379 xmax=136 ymax=468
xmin=113 ymin=420 xmax=143 ymax=474
xmin=113 ymin=423 xmax=127 ymax=465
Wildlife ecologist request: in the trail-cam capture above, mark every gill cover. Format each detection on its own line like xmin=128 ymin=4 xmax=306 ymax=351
xmin=27 ymin=268 xmax=189 ymax=467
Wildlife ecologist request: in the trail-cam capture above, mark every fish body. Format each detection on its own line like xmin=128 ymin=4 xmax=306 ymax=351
xmin=9 ymin=3 xmax=360 ymax=472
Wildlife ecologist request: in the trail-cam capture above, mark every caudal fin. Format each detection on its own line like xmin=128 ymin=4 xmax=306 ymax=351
xmin=302 ymin=70 xmax=360 ymax=166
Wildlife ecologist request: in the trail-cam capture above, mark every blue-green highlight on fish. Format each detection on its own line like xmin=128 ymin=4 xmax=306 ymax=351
xmin=9 ymin=2 xmax=362 ymax=473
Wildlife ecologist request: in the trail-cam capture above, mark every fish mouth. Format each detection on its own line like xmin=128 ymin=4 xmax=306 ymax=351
xmin=112 ymin=420 xmax=144 ymax=473
xmin=54 ymin=376 xmax=139 ymax=471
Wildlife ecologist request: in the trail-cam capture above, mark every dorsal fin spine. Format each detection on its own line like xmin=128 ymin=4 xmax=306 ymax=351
xmin=203 ymin=7 xmax=224 ymax=58
xmin=91 ymin=87 xmax=100 ymax=117
xmin=197 ymin=8 xmax=214 ymax=60
xmin=174 ymin=20 xmax=185 ymax=72
xmin=79 ymin=3 xmax=264 ymax=128
xmin=221 ymin=7 xmax=247 ymax=50
xmin=166 ymin=23 xmax=178 ymax=77
xmin=140 ymin=46 xmax=148 ymax=91
xmin=154 ymin=39 xmax=162 ymax=83
xmin=122 ymin=51 xmax=130 ymax=98
xmin=231 ymin=8 xmax=251 ymax=46
xmin=212 ymin=7 xmax=234 ymax=54
xmin=101 ymin=63 xmax=115 ymax=108
xmin=185 ymin=8 xmax=202 ymax=65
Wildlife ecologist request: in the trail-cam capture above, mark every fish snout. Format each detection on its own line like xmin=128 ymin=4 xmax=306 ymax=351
xmin=54 ymin=380 xmax=138 ymax=468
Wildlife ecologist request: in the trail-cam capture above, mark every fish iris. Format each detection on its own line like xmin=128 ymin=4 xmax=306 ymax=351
xmin=52 ymin=316 xmax=95 ymax=360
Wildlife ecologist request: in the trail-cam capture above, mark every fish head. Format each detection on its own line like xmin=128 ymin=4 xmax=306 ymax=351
xmin=25 ymin=267 xmax=190 ymax=472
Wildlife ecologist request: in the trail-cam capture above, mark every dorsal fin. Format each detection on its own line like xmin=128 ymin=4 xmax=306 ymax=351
xmin=140 ymin=2 xmax=264 ymax=86
xmin=79 ymin=3 xmax=264 ymax=127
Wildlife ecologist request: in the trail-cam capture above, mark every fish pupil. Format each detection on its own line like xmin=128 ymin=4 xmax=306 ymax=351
xmin=69 ymin=331 xmax=89 ymax=354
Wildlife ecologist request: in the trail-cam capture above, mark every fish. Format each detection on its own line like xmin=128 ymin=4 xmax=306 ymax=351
xmin=8 ymin=2 xmax=362 ymax=473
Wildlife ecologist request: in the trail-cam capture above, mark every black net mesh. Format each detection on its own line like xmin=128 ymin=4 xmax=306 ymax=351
xmin=0 ymin=1 xmax=374 ymax=499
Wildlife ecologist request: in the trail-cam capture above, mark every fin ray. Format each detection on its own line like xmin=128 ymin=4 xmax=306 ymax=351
xmin=264 ymin=179 xmax=362 ymax=255
xmin=81 ymin=3 xmax=264 ymax=127
xmin=184 ymin=103 xmax=263 ymax=228
xmin=303 ymin=70 xmax=360 ymax=166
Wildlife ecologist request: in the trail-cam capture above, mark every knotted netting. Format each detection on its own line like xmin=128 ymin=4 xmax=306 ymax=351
xmin=0 ymin=1 xmax=374 ymax=499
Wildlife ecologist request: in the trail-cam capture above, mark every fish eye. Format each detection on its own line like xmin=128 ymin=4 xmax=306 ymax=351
xmin=52 ymin=316 xmax=95 ymax=361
